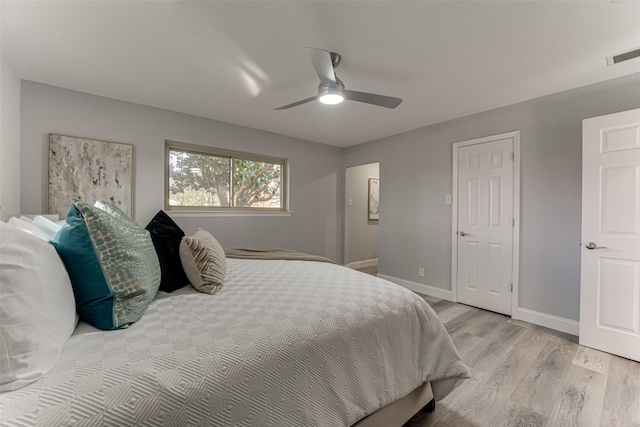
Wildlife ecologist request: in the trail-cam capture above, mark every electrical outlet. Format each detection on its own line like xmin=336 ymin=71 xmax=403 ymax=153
xmin=418 ymin=267 xmax=425 ymax=277
xmin=445 ymin=194 xmax=452 ymax=205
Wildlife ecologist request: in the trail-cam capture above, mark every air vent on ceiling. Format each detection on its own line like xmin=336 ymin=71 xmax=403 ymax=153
xmin=606 ymin=46 xmax=640 ymax=66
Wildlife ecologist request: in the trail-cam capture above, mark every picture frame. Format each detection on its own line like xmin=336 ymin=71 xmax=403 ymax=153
xmin=48 ymin=134 xmax=134 ymax=218
xmin=368 ymin=177 xmax=379 ymax=221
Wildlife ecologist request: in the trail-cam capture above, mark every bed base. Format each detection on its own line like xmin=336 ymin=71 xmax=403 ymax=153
xmin=352 ymin=382 xmax=434 ymax=427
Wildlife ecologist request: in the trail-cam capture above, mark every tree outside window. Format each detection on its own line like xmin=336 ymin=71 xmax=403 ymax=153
xmin=167 ymin=144 xmax=285 ymax=210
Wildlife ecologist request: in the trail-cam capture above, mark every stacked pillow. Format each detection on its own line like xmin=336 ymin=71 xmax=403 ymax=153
xmin=145 ymin=211 xmax=190 ymax=292
xmin=52 ymin=199 xmax=161 ymax=330
xmin=145 ymin=212 xmax=227 ymax=295
xmin=0 ymin=222 xmax=78 ymax=391
xmin=0 ymin=202 xmax=227 ymax=391
xmin=6 ymin=216 xmax=54 ymax=241
xmin=179 ymin=228 xmax=227 ymax=295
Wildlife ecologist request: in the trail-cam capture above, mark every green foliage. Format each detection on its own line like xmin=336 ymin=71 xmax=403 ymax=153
xmin=169 ymin=150 xmax=281 ymax=208
xmin=233 ymin=159 xmax=281 ymax=207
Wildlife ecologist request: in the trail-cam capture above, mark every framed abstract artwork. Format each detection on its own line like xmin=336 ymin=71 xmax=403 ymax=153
xmin=368 ymin=177 xmax=379 ymax=221
xmin=48 ymin=134 xmax=134 ymax=218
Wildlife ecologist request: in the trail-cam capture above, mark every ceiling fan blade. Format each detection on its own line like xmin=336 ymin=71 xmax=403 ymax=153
xmin=343 ymin=90 xmax=403 ymax=109
xmin=274 ymin=95 xmax=318 ymax=110
xmin=306 ymin=47 xmax=336 ymax=86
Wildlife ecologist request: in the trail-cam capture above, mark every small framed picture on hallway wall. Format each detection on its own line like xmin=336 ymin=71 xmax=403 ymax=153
xmin=368 ymin=177 xmax=379 ymax=221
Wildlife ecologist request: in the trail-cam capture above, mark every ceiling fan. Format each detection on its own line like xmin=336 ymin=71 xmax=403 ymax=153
xmin=275 ymin=47 xmax=403 ymax=110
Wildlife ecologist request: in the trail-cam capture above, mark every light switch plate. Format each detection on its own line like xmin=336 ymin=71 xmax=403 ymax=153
xmin=445 ymin=194 xmax=452 ymax=205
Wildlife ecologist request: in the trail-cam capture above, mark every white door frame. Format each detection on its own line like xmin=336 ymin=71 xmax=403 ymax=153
xmin=451 ymin=131 xmax=521 ymax=314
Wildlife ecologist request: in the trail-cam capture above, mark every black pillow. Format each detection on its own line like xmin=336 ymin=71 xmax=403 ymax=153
xmin=145 ymin=210 xmax=190 ymax=293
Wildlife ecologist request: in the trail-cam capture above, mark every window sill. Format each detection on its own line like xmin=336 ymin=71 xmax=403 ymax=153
xmin=167 ymin=210 xmax=292 ymax=218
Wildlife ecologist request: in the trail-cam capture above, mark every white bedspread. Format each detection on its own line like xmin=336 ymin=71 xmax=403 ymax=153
xmin=0 ymin=259 xmax=469 ymax=426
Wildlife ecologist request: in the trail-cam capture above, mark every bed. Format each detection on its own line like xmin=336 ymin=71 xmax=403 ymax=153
xmin=0 ymin=256 xmax=469 ymax=426
xmin=0 ymin=204 xmax=469 ymax=426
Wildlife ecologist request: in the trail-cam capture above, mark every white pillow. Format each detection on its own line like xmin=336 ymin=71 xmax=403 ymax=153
xmin=32 ymin=215 xmax=63 ymax=240
xmin=7 ymin=217 xmax=50 ymax=241
xmin=0 ymin=222 xmax=78 ymax=391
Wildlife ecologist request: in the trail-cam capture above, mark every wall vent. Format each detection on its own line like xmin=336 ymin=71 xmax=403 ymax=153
xmin=606 ymin=46 xmax=640 ymax=66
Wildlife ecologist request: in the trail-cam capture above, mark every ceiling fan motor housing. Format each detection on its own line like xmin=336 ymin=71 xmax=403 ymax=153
xmin=330 ymin=52 xmax=341 ymax=68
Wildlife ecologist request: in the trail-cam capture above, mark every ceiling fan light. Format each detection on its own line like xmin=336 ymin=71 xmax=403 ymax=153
xmin=319 ymin=93 xmax=344 ymax=105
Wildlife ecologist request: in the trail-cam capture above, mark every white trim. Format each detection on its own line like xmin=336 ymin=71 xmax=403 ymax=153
xmin=515 ymin=307 xmax=579 ymax=336
xmin=379 ymin=275 xmax=578 ymax=336
xmin=451 ymin=131 xmax=521 ymax=313
xmin=345 ymin=258 xmax=378 ymax=269
xmin=378 ymin=274 xmax=453 ymax=301
xmin=512 ymin=133 xmax=521 ymax=317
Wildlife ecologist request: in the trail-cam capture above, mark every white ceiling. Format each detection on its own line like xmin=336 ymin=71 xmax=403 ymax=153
xmin=2 ymin=1 xmax=640 ymax=148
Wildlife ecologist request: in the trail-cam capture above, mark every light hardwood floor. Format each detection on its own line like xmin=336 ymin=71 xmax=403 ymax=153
xmin=403 ymin=295 xmax=640 ymax=427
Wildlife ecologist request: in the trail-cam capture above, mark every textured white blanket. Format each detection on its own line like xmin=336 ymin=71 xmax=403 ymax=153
xmin=0 ymin=259 xmax=469 ymax=426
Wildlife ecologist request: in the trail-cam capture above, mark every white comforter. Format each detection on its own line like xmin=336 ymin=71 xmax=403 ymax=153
xmin=0 ymin=259 xmax=469 ymax=426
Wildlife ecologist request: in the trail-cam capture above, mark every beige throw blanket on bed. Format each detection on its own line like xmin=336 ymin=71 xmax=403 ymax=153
xmin=224 ymin=247 xmax=336 ymax=264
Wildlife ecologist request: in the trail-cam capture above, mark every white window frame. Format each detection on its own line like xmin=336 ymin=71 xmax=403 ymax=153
xmin=165 ymin=141 xmax=290 ymax=216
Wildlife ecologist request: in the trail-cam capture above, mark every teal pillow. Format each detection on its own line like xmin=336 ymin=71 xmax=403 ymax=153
xmin=52 ymin=199 xmax=160 ymax=330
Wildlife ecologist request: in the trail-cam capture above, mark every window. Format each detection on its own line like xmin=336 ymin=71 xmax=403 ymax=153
xmin=166 ymin=142 xmax=287 ymax=212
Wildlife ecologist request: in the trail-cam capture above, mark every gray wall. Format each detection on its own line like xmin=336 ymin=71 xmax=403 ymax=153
xmin=20 ymin=81 xmax=343 ymax=261
xmin=343 ymin=72 xmax=640 ymax=322
xmin=17 ymin=72 xmax=640 ymax=322
xmin=345 ymin=162 xmax=378 ymax=265
xmin=0 ymin=57 xmax=21 ymax=221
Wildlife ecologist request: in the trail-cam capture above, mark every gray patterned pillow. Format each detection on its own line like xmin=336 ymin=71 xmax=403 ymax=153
xmin=52 ymin=199 xmax=161 ymax=330
xmin=179 ymin=228 xmax=226 ymax=295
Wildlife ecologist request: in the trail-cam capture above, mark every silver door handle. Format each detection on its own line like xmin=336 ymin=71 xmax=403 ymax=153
xmin=585 ymin=242 xmax=607 ymax=250
xmin=459 ymin=231 xmax=468 ymax=237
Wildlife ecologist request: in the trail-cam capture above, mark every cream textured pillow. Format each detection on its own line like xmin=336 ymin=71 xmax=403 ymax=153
xmin=179 ymin=228 xmax=226 ymax=295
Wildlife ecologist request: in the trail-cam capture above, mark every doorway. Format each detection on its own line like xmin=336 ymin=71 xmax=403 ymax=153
xmin=580 ymin=108 xmax=640 ymax=362
xmin=344 ymin=163 xmax=379 ymax=272
xmin=451 ymin=132 xmax=520 ymax=316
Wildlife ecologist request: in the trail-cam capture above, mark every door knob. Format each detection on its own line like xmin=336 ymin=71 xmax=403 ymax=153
xmin=585 ymin=242 xmax=607 ymax=250
xmin=459 ymin=231 xmax=468 ymax=237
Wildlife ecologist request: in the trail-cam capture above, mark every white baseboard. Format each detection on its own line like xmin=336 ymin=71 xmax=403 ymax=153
xmin=346 ymin=258 xmax=378 ymax=269
xmin=378 ymin=274 xmax=452 ymax=301
xmin=514 ymin=307 xmax=579 ymax=336
xmin=378 ymin=274 xmax=578 ymax=336
xmin=379 ymin=274 xmax=578 ymax=336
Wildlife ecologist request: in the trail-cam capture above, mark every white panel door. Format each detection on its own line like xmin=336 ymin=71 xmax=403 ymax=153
xmin=581 ymin=108 xmax=640 ymax=362
xmin=457 ymin=138 xmax=514 ymax=315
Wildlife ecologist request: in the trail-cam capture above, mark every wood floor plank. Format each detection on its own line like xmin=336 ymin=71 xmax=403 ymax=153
xmin=461 ymin=321 xmax=527 ymax=374
xmin=420 ymin=295 xmax=440 ymax=304
xmin=427 ymin=299 xmax=458 ymax=314
xmin=441 ymin=308 xmax=485 ymax=335
xmin=405 ymin=294 xmax=640 ymax=427
xmin=602 ymin=355 xmax=640 ymax=424
xmin=448 ymin=330 xmax=484 ymax=358
xmin=435 ymin=303 xmax=474 ymax=324
xmin=573 ymin=345 xmax=612 ymax=374
xmin=457 ymin=311 xmax=507 ymax=338
xmin=600 ymin=409 xmax=640 ymax=427
xmin=509 ymin=338 xmax=578 ymax=418
xmin=439 ymin=326 xmax=548 ymax=427
xmin=444 ymin=308 xmax=506 ymax=338
xmin=547 ymin=364 xmax=608 ymax=427
xmin=549 ymin=329 xmax=580 ymax=344
xmin=491 ymin=400 xmax=545 ymax=427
